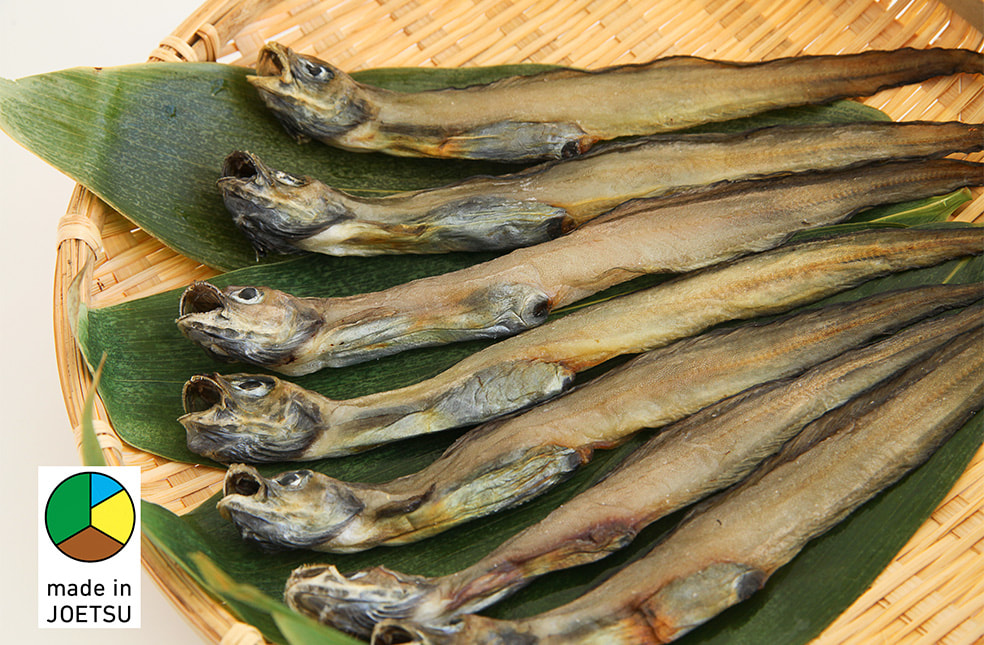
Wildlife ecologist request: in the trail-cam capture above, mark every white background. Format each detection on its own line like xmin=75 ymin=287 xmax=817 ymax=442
xmin=1 ymin=1 xmax=212 ymax=642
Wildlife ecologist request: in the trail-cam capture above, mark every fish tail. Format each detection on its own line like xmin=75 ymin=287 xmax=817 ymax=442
xmin=915 ymin=121 xmax=984 ymax=155
xmin=765 ymin=48 xmax=983 ymax=102
xmin=803 ymin=158 xmax=983 ymax=220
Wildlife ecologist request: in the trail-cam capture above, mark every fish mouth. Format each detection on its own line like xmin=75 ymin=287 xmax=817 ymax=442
xmin=179 ymin=281 xmax=225 ymax=317
xmin=178 ymin=374 xmax=232 ymax=460
xmin=181 ymin=374 xmax=226 ymax=414
xmin=218 ymin=152 xmax=286 ymax=256
xmin=221 ymin=150 xmax=270 ymax=186
xmin=224 ymin=463 xmax=267 ymax=499
xmin=218 ymin=151 xmax=275 ymax=212
xmin=178 ymin=375 xmax=234 ymax=462
xmin=218 ymin=151 xmax=327 ymax=257
xmin=217 ymin=467 xmax=289 ymax=550
xmin=255 ymin=42 xmax=292 ymax=82
xmin=177 ymin=283 xmax=240 ymax=362
xmin=249 ymin=44 xmax=313 ymax=143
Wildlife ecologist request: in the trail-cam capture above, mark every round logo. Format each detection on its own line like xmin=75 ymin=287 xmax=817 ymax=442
xmin=44 ymin=472 xmax=135 ymax=562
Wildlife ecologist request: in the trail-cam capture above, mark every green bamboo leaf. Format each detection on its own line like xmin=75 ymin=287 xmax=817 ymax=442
xmin=851 ymin=187 xmax=975 ymax=225
xmin=0 ymin=63 xmax=522 ymax=270
xmin=785 ymin=189 xmax=972 ymax=242
xmin=79 ymin=354 xmax=108 ymax=468
xmin=140 ymin=503 xmax=287 ymax=644
xmin=0 ymin=62 xmax=889 ymax=270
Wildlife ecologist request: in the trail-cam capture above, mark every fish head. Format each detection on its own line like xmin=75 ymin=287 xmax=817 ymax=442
xmin=176 ymin=281 xmax=323 ymax=372
xmin=285 ymin=564 xmax=436 ymax=639
xmin=217 ymin=464 xmax=364 ymax=550
xmin=218 ymin=151 xmax=352 ymax=256
xmin=179 ymin=373 xmax=324 ymax=463
xmin=248 ymin=42 xmax=372 ymax=143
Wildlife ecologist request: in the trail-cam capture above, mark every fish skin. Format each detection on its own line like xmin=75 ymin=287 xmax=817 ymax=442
xmin=385 ymin=326 xmax=984 ymax=645
xmin=179 ymin=227 xmax=984 ymax=463
xmin=283 ymin=303 xmax=984 ymax=640
xmin=214 ymin=283 xmax=982 ymax=553
xmin=176 ymin=158 xmax=984 ymax=375
xmin=249 ymin=43 xmax=983 ymax=162
xmin=218 ymin=122 xmax=984 ymax=257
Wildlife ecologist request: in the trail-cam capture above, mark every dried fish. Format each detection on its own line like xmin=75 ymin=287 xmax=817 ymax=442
xmin=177 ymin=159 xmax=983 ymax=375
xmin=374 ymin=326 xmax=984 ymax=644
xmin=180 ymin=227 xmax=984 ymax=463
xmin=215 ymin=283 xmax=981 ymax=553
xmin=283 ymin=303 xmax=984 ymax=639
xmin=249 ymin=43 xmax=983 ymax=162
xmin=219 ymin=122 xmax=984 ymax=256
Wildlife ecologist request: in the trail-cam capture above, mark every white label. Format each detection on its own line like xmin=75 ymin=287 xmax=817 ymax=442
xmin=38 ymin=466 xmax=141 ymax=628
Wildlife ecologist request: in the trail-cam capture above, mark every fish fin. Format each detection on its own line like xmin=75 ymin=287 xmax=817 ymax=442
xmin=374 ymin=486 xmax=434 ymax=519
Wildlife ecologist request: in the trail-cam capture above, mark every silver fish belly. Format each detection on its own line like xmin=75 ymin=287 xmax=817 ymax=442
xmin=180 ymin=227 xmax=984 ymax=463
xmin=215 ymin=283 xmax=981 ymax=553
xmin=177 ymin=159 xmax=983 ymax=375
xmin=218 ymin=122 xmax=984 ymax=257
xmin=283 ymin=303 xmax=983 ymax=640
xmin=249 ymin=43 xmax=983 ymax=162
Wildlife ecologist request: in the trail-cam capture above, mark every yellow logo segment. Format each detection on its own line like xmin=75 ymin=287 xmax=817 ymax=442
xmin=90 ymin=491 xmax=135 ymax=544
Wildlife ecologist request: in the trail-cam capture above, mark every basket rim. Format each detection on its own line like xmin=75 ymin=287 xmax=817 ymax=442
xmin=53 ymin=2 xmax=275 ymax=641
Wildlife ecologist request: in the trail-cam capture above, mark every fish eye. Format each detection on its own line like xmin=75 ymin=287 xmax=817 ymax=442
xmin=232 ymin=376 xmax=275 ymax=396
xmin=274 ymin=170 xmax=305 ymax=187
xmin=275 ymin=471 xmax=310 ymax=488
xmin=230 ymin=287 xmax=263 ymax=304
xmin=302 ymin=60 xmax=333 ymax=81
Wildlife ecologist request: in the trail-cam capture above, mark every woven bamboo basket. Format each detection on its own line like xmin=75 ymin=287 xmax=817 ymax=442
xmin=52 ymin=0 xmax=984 ymax=643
